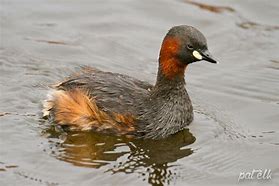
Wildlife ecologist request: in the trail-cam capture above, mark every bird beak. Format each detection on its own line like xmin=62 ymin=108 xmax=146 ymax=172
xmin=199 ymin=49 xmax=218 ymax=64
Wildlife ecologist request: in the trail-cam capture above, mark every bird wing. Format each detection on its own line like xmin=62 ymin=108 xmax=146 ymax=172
xmin=55 ymin=67 xmax=152 ymax=114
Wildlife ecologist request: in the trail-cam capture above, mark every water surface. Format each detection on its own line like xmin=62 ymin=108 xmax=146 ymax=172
xmin=1 ymin=0 xmax=279 ymax=185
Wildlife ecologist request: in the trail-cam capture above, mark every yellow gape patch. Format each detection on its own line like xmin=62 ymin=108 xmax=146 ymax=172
xmin=193 ymin=50 xmax=202 ymax=60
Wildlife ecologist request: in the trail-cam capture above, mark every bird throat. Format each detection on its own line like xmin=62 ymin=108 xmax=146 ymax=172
xmin=159 ymin=58 xmax=186 ymax=79
xmin=158 ymin=37 xmax=187 ymax=80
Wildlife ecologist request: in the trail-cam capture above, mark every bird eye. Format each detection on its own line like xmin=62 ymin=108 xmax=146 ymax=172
xmin=187 ymin=44 xmax=193 ymax=50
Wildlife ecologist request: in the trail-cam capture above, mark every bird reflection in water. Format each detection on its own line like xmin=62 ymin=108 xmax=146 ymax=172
xmin=42 ymin=126 xmax=195 ymax=186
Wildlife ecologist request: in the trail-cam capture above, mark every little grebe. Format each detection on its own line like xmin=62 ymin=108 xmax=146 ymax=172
xmin=43 ymin=25 xmax=217 ymax=139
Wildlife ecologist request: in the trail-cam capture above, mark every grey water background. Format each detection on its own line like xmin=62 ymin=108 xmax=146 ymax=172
xmin=0 ymin=0 xmax=279 ymax=185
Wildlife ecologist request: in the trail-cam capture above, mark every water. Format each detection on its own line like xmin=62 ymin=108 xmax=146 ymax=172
xmin=0 ymin=0 xmax=279 ymax=185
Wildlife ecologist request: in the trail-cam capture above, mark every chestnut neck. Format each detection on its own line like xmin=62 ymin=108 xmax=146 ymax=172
xmin=155 ymin=64 xmax=186 ymax=88
xmin=136 ymin=37 xmax=193 ymax=139
xmin=155 ymin=36 xmax=187 ymax=87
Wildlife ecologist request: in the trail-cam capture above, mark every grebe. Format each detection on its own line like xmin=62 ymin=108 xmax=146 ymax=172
xmin=43 ymin=25 xmax=217 ymax=139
